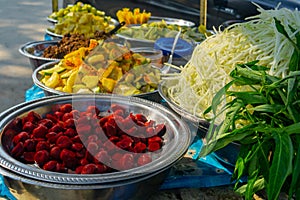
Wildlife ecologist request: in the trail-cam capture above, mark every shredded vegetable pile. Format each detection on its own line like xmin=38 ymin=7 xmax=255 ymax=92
xmin=163 ymin=5 xmax=300 ymax=122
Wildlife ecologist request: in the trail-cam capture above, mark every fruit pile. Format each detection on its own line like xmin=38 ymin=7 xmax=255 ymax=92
xmin=6 ymin=103 xmax=166 ymax=174
xmin=116 ymin=8 xmax=151 ymax=25
xmin=47 ymin=2 xmax=115 ymax=38
xmin=39 ymin=41 xmax=160 ymax=95
xmin=48 ymin=2 xmax=107 ymax=22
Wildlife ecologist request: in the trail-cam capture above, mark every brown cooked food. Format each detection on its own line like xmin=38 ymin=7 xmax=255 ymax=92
xmin=43 ymin=31 xmax=109 ymax=59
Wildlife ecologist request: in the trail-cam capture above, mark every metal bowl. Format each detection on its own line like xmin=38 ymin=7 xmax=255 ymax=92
xmin=46 ymin=18 xmax=119 ymax=40
xmin=0 ymin=94 xmax=191 ymax=185
xmin=0 ymin=162 xmax=170 ymax=200
xmin=46 ymin=16 xmax=57 ymax=24
xmin=19 ymin=40 xmax=61 ymax=70
xmin=32 ymin=61 xmax=163 ymax=103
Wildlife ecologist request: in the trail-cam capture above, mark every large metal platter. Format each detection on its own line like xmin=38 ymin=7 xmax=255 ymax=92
xmin=47 ymin=16 xmax=118 ymax=25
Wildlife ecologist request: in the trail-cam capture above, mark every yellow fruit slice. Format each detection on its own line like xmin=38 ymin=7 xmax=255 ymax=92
xmin=81 ymin=75 xmax=99 ymax=89
xmin=45 ymin=71 xmax=60 ymax=88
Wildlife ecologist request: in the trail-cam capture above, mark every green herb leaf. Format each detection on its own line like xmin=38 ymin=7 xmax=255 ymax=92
xmin=267 ymin=132 xmax=293 ymax=200
xmin=289 ymin=136 xmax=300 ymax=198
xmin=235 ymin=178 xmax=265 ymax=196
xmin=245 ymin=154 xmax=259 ymax=200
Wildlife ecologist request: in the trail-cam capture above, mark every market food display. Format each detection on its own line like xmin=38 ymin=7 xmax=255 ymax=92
xmin=7 ymin=1 xmax=300 ymax=200
xmin=36 ymin=41 xmax=161 ymax=95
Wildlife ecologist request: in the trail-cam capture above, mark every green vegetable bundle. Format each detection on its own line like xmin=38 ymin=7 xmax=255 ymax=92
xmin=200 ymin=19 xmax=300 ymax=200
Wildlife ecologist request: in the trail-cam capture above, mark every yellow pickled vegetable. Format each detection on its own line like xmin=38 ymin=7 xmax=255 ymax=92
xmin=45 ymin=71 xmax=60 ymax=88
xmin=116 ymin=8 xmax=151 ymax=25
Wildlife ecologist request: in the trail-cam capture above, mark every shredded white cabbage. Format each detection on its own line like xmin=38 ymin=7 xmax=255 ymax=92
xmin=163 ymin=5 xmax=300 ymax=122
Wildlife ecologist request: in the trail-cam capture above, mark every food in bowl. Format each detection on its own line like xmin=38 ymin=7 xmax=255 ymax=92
xmin=0 ymin=95 xmax=191 ymax=185
xmin=117 ymin=20 xmax=208 ymax=43
xmin=116 ymin=8 xmax=151 ymax=25
xmin=48 ymin=1 xmax=107 ymax=23
xmin=47 ymin=8 xmax=115 ymax=38
xmin=7 ymin=102 xmax=166 ymax=174
xmin=43 ymin=31 xmax=110 ymax=59
xmin=35 ymin=41 xmax=161 ymax=95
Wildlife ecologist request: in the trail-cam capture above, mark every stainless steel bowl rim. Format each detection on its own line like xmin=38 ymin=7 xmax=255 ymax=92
xmin=0 ymin=94 xmax=191 ymax=184
xmin=0 ymin=164 xmax=169 ymax=190
xmin=19 ymin=40 xmax=61 ymax=61
xmin=149 ymin=16 xmax=195 ymax=27
xmin=46 ymin=28 xmax=63 ymax=39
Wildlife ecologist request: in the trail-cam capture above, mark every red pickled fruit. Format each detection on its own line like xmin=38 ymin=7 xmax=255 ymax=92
xmin=154 ymin=124 xmax=167 ymax=137
xmin=148 ymin=136 xmax=163 ymax=145
xmin=62 ymin=113 xmax=73 ymax=122
xmin=11 ymin=142 xmax=24 ymax=158
xmin=86 ymin=105 xmax=100 ymax=115
xmin=38 ymin=119 xmax=54 ymax=128
xmin=81 ymin=163 xmax=98 ymax=174
xmin=60 ymin=149 xmax=77 ymax=169
xmin=50 ymin=146 xmax=61 ymax=160
xmin=137 ymin=154 xmax=152 ymax=166
xmin=23 ymin=152 xmax=35 ymax=164
xmin=71 ymin=143 xmax=83 ymax=152
xmin=23 ymin=139 xmax=36 ymax=152
xmin=119 ymin=153 xmax=134 ymax=170
xmin=134 ymin=113 xmax=148 ymax=123
xmin=32 ymin=124 xmax=48 ymax=138
xmin=76 ymin=124 xmax=92 ymax=136
xmin=34 ymin=150 xmax=50 ymax=167
xmin=43 ymin=160 xmax=58 ymax=172
xmin=56 ymin=135 xmax=73 ymax=149
xmin=23 ymin=111 xmax=41 ymax=124
xmin=59 ymin=103 xmax=73 ymax=113
xmin=22 ymin=121 xmax=36 ymax=133
xmin=49 ymin=123 xmax=64 ymax=133
xmin=45 ymin=114 xmax=58 ymax=123
xmin=133 ymin=142 xmax=147 ymax=153
xmin=12 ymin=131 xmax=29 ymax=145
xmin=148 ymin=142 xmax=161 ymax=152
xmin=80 ymin=158 xmax=89 ymax=166
xmin=36 ymin=141 xmax=50 ymax=151
xmin=94 ymin=150 xmax=110 ymax=164
xmin=86 ymin=142 xmax=99 ymax=154
xmin=64 ymin=118 xmax=76 ymax=128
xmin=54 ymin=111 xmax=64 ymax=120
xmin=64 ymin=128 xmax=77 ymax=137
xmin=96 ymin=163 xmax=108 ymax=173
xmin=70 ymin=110 xmax=80 ymax=119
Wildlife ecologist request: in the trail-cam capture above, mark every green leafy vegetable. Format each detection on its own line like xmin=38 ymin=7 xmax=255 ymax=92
xmin=200 ymin=18 xmax=300 ymax=200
